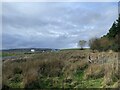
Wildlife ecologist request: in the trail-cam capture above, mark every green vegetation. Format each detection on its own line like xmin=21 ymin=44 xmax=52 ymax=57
xmin=0 ymin=53 xmax=1 ymax=57
xmin=89 ymin=15 xmax=120 ymax=52
xmin=2 ymin=52 xmax=24 ymax=57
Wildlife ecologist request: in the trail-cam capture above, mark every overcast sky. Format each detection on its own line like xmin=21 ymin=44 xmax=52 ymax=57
xmin=2 ymin=2 xmax=118 ymax=49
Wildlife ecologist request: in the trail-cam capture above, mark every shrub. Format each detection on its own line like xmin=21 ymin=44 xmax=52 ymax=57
xmin=23 ymin=68 xmax=38 ymax=87
xmin=24 ymin=80 xmax=40 ymax=88
xmin=89 ymin=37 xmax=116 ymax=52
xmin=89 ymin=37 xmax=100 ymax=51
xmin=13 ymin=67 xmax=22 ymax=75
xmin=10 ymin=74 xmax=22 ymax=83
xmin=38 ymin=59 xmax=64 ymax=77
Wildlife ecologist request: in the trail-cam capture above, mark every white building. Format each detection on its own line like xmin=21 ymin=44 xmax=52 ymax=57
xmin=31 ymin=49 xmax=35 ymax=52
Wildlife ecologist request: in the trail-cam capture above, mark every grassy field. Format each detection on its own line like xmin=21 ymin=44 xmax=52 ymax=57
xmin=2 ymin=49 xmax=120 ymax=89
xmin=2 ymin=52 xmax=25 ymax=57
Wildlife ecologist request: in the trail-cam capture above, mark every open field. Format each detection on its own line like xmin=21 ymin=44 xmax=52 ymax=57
xmin=2 ymin=49 xmax=120 ymax=89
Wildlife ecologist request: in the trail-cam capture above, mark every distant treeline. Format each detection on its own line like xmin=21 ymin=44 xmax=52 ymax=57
xmin=89 ymin=14 xmax=120 ymax=52
xmin=2 ymin=48 xmax=59 ymax=52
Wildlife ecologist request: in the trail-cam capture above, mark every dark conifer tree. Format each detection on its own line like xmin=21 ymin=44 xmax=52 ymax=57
xmin=116 ymin=14 xmax=120 ymax=34
xmin=107 ymin=22 xmax=117 ymax=38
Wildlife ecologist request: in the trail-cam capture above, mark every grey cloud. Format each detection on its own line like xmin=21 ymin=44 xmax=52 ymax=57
xmin=2 ymin=2 xmax=118 ymax=49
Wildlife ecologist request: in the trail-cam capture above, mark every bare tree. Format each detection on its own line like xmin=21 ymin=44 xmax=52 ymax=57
xmin=89 ymin=37 xmax=101 ymax=52
xmin=78 ymin=40 xmax=87 ymax=50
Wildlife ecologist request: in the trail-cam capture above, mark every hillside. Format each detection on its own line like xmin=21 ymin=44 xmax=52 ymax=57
xmin=2 ymin=50 xmax=119 ymax=89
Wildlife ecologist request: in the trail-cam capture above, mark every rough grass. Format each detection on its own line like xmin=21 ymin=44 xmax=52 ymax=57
xmin=0 ymin=60 xmax=2 ymax=89
xmin=2 ymin=50 xmax=119 ymax=89
xmin=84 ymin=64 xmax=105 ymax=80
